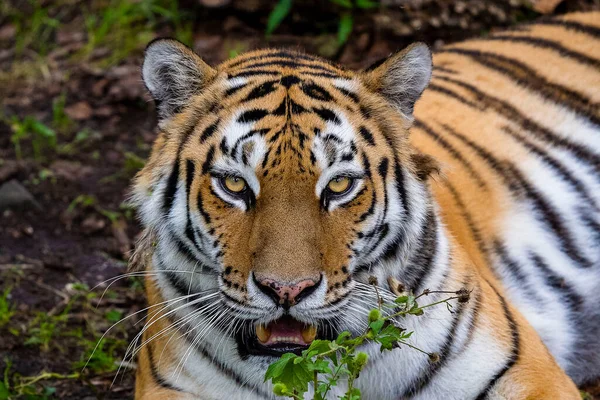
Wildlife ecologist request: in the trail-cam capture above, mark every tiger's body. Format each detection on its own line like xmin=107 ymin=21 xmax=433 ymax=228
xmin=132 ymin=12 xmax=599 ymax=400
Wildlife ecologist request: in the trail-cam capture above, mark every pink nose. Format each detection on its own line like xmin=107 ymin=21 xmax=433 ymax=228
xmin=257 ymin=277 xmax=320 ymax=308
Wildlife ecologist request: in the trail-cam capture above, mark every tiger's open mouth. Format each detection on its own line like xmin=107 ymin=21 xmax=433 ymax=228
xmin=237 ymin=316 xmax=329 ymax=357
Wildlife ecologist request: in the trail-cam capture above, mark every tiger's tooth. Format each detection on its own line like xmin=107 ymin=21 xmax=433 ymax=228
xmin=256 ymin=324 xmax=271 ymax=343
xmin=301 ymin=325 xmax=317 ymax=343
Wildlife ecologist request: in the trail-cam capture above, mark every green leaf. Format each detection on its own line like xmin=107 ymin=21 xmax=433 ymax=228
xmin=375 ymin=324 xmax=405 ymax=352
xmin=337 ymin=12 xmax=353 ymax=45
xmin=394 ymin=295 xmax=409 ymax=304
xmin=369 ymin=319 xmax=384 ymax=334
xmin=356 ymin=0 xmax=379 ymax=8
xmin=307 ymin=339 xmax=332 ymax=355
xmin=409 ymin=307 xmax=424 ymax=316
xmin=330 ymin=0 xmax=353 ymax=7
xmin=105 ymin=310 xmax=122 ymax=323
xmin=335 ymin=331 xmax=352 ymax=345
xmin=0 ymin=382 xmax=9 ymax=400
xmin=264 ymin=352 xmax=312 ymax=395
xmin=264 ymin=352 xmax=296 ymax=381
xmin=265 ymin=0 xmax=293 ymax=37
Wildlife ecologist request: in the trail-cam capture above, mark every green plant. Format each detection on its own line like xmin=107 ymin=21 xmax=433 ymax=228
xmin=25 ymin=310 xmax=70 ymax=352
xmin=81 ymin=0 xmax=193 ymax=66
xmin=8 ymin=116 xmax=57 ymax=161
xmin=75 ymin=336 xmax=126 ymax=375
xmin=266 ymin=0 xmax=293 ymax=37
xmin=52 ymin=93 xmax=74 ymax=133
xmin=0 ymin=287 xmax=16 ymax=328
xmin=265 ymin=0 xmax=379 ymax=46
xmin=265 ymin=282 xmax=469 ymax=399
xmin=0 ymin=357 xmax=77 ymax=400
xmin=11 ymin=2 xmax=60 ymax=56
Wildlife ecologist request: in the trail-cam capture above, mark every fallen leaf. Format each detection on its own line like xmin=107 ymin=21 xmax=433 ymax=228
xmin=65 ymin=101 xmax=93 ymax=120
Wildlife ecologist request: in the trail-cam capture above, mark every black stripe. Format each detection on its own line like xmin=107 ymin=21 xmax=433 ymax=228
xmin=228 ymin=50 xmax=341 ymax=69
xmin=535 ymin=19 xmax=600 ymax=38
xmin=402 ymin=284 xmax=470 ymax=397
xmin=358 ymin=126 xmax=376 ymax=146
xmin=199 ymin=120 xmax=219 ymax=143
xmin=301 ymin=82 xmax=333 ymax=101
xmin=501 ymin=125 xmax=599 ymax=210
xmin=184 ymin=159 xmax=204 ymax=253
xmin=492 ymin=240 xmax=545 ymax=306
xmin=242 ymin=80 xmax=278 ymax=102
xmin=196 ymin=188 xmax=212 ymax=225
xmin=413 ymin=120 xmax=488 ymax=189
xmin=393 ymin=157 xmax=409 ymax=219
xmin=313 ymin=107 xmax=341 ymax=124
xmin=441 ymin=123 xmax=593 ymax=269
xmin=237 ymin=109 xmax=269 ymax=123
xmin=440 ymin=48 xmax=600 ymax=126
xmin=427 ymin=83 xmax=479 ymax=109
xmin=228 ymin=70 xmax=281 ymax=78
xmin=240 ymin=59 xmax=340 ymax=74
xmin=485 ymin=35 xmax=600 ymax=69
xmin=433 ymin=65 xmax=458 ymax=74
xmin=229 ymin=69 xmax=339 ymax=79
xmin=529 ymin=252 xmax=584 ymax=313
xmin=433 ymin=75 xmax=600 ymax=175
xmin=404 ymin=209 xmax=438 ymax=292
xmin=378 ymin=158 xmax=389 ymax=180
xmin=356 ymin=189 xmax=376 ymax=223
xmin=163 ymin=159 xmax=180 ymax=216
xmin=476 ymin=281 xmax=520 ymax=400
xmin=164 ymin=269 xmax=194 ymax=297
xmin=224 ymin=83 xmax=247 ymax=97
xmin=146 ymin=344 xmax=186 ymax=392
xmin=334 ymin=86 xmax=360 ymax=103
xmin=201 ymin=145 xmax=215 ymax=175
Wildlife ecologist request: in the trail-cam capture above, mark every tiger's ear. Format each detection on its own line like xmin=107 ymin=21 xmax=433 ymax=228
xmin=360 ymin=43 xmax=432 ymax=119
xmin=142 ymin=38 xmax=217 ymax=119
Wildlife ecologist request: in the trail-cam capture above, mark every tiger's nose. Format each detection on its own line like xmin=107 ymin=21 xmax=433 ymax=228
xmin=254 ymin=274 xmax=321 ymax=308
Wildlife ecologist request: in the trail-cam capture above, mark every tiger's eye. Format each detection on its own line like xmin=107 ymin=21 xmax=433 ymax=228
xmin=224 ymin=176 xmax=247 ymax=193
xmin=327 ymin=176 xmax=352 ymax=194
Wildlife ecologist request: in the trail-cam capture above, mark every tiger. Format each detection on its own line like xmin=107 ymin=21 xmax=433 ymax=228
xmin=130 ymin=11 xmax=600 ymax=400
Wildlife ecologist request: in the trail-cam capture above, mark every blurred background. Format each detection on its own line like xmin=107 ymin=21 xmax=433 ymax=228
xmin=0 ymin=0 xmax=599 ymax=399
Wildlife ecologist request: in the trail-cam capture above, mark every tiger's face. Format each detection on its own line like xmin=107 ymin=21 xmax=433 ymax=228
xmin=135 ymin=41 xmax=432 ymax=361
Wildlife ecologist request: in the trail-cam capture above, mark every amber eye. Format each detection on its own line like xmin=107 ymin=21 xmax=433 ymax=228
xmin=327 ymin=176 xmax=352 ymax=194
xmin=223 ymin=176 xmax=247 ymax=193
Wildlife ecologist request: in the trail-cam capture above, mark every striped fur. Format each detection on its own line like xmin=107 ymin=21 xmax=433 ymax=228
xmin=132 ymin=12 xmax=599 ymax=400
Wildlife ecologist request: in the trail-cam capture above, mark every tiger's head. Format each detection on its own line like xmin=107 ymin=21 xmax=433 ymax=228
xmin=133 ymin=40 xmax=434 ymax=366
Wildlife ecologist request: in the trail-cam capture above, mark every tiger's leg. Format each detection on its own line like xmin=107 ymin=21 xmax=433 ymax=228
xmin=473 ymin=281 xmax=580 ymax=400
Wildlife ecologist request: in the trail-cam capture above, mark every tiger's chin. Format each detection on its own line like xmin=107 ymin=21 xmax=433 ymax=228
xmin=236 ymin=315 xmax=336 ymax=358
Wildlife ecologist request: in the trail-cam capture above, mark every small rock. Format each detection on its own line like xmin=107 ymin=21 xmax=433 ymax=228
xmin=0 ymin=24 xmax=16 ymax=41
xmin=0 ymin=180 xmax=41 ymax=211
xmin=64 ymin=101 xmax=93 ymax=120
xmin=81 ymin=215 xmax=106 ymax=234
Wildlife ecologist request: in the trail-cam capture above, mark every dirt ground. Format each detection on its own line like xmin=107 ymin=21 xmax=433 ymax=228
xmin=1 ymin=0 xmax=599 ymax=399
